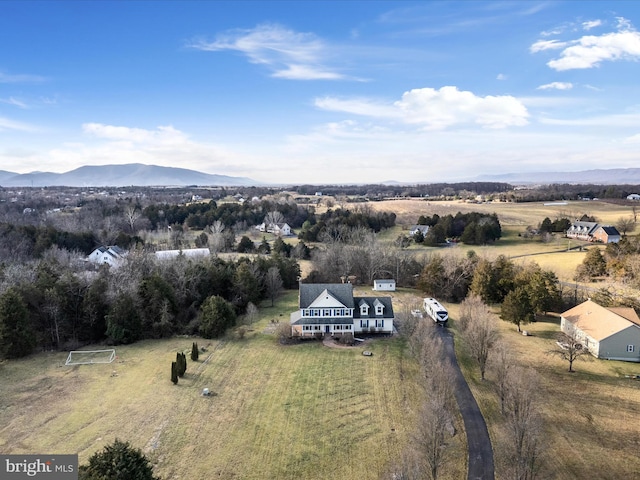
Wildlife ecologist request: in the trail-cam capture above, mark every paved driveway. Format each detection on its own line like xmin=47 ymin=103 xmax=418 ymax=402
xmin=437 ymin=328 xmax=495 ymax=480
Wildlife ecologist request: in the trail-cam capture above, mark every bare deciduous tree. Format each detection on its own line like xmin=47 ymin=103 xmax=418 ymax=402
xmin=547 ymin=324 xmax=590 ymax=372
xmin=459 ymin=294 xmax=500 ymax=380
xmin=264 ymin=266 xmax=283 ymax=307
xmin=492 ymin=341 xmax=514 ymax=415
xmin=615 ymin=216 xmax=635 ymax=237
xmin=503 ymin=366 xmax=544 ymax=480
xmin=124 ymin=205 xmax=143 ymax=234
xmin=243 ymin=302 xmax=259 ymax=325
xmin=264 ymin=210 xmax=285 ymax=226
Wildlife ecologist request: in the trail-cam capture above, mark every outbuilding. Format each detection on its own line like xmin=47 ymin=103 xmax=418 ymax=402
xmin=373 ymin=279 xmax=396 ymax=291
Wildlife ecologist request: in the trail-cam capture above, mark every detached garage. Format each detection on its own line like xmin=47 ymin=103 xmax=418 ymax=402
xmin=373 ymin=279 xmax=396 ymax=291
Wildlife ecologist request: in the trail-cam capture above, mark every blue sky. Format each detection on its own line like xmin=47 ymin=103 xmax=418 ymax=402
xmin=1 ymin=1 xmax=640 ymax=184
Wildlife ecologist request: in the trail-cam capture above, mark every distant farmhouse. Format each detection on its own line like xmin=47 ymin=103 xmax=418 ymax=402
xmin=561 ymin=299 xmax=640 ymax=362
xmin=627 ymin=194 xmax=640 ymax=201
xmin=290 ymin=283 xmax=394 ymax=338
xmin=566 ymin=221 xmax=620 ymax=243
xmin=256 ymin=222 xmax=292 ymax=236
xmin=88 ymin=246 xmax=126 ymax=268
xmin=409 ymin=225 xmax=429 ymax=237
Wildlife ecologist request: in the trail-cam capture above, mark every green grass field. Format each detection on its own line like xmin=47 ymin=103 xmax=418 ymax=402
xmin=0 ymin=291 xmax=466 ymax=480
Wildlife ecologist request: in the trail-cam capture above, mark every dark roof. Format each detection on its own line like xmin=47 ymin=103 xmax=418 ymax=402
xmin=599 ymin=226 xmax=620 ymax=236
xmin=299 ymin=283 xmax=354 ymax=308
xmin=353 ymin=296 xmax=394 ymax=319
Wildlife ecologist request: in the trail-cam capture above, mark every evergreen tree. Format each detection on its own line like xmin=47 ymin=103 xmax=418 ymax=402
xmin=500 ymin=286 xmax=534 ymax=332
xmin=0 ymin=288 xmax=35 ymax=359
xmin=176 ymin=352 xmax=187 ymax=377
xmin=171 ymin=361 xmax=178 ymax=384
xmin=199 ymin=295 xmax=237 ymax=338
xmin=79 ymin=438 xmax=160 ymax=480
xmin=191 ymin=342 xmax=199 ymax=361
xmin=105 ymin=294 xmax=142 ymax=345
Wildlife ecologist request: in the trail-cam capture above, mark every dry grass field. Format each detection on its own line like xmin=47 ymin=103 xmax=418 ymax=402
xmin=0 ymin=289 xmax=468 ymax=480
xmin=445 ymin=303 xmax=640 ymax=480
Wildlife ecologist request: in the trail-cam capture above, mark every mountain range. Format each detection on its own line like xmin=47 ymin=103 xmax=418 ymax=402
xmin=474 ymin=168 xmax=640 ymax=185
xmin=0 ymin=164 xmax=257 ymax=187
xmin=2 ymin=164 xmax=640 ymax=187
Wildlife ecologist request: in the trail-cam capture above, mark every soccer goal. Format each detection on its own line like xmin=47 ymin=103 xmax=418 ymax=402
xmin=65 ymin=349 xmax=116 ymax=366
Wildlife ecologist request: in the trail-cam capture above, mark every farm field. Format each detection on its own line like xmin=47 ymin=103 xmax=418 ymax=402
xmin=0 ymin=290 xmax=468 ymax=480
xmin=369 ymin=198 xmax=637 ymax=282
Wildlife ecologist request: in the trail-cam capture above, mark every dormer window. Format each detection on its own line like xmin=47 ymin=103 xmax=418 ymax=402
xmin=360 ymin=301 xmax=369 ymax=316
xmin=374 ymin=299 xmax=384 ymax=315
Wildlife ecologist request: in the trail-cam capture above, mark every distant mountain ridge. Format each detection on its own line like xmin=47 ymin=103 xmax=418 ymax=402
xmin=0 ymin=164 xmax=257 ymax=187
xmin=475 ymin=168 xmax=640 ymax=185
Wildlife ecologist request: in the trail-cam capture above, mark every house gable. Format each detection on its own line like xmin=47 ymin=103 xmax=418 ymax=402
xmin=308 ymin=289 xmax=348 ymax=309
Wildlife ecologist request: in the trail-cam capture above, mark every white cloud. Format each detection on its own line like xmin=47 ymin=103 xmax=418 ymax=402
xmin=0 ymin=97 xmax=28 ymax=108
xmin=82 ymin=123 xmax=188 ymax=145
xmin=530 ymin=39 xmax=568 ymax=53
xmin=394 ymin=86 xmax=529 ymax=129
xmin=0 ymin=116 xmax=35 ymax=131
xmin=314 ymin=97 xmax=401 ymax=118
xmin=496 ymin=73 xmax=507 ymax=80
xmin=582 ymin=20 xmax=602 ymax=31
xmin=189 ymin=23 xmax=346 ymax=80
xmin=537 ymin=82 xmax=573 ymax=90
xmin=624 ymin=133 xmax=640 ymax=144
xmin=536 ymin=18 xmax=640 ymax=71
xmin=316 ymin=86 xmax=529 ymax=130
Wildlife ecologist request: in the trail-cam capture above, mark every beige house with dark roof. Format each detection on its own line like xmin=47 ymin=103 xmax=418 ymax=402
xmin=561 ymin=299 xmax=640 ymax=362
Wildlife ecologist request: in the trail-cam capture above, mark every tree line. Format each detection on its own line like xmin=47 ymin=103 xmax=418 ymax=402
xmin=0 ymin=251 xmax=298 ymax=359
xmin=412 ymin=211 xmax=502 ymax=246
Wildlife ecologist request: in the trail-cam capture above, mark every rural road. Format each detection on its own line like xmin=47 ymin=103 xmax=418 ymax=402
xmin=437 ymin=328 xmax=495 ymax=480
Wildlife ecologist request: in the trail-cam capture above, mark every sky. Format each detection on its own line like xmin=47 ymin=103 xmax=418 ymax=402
xmin=1 ymin=0 xmax=640 ymax=185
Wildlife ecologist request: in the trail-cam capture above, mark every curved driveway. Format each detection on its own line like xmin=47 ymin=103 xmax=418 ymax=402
xmin=438 ymin=328 xmax=495 ymax=480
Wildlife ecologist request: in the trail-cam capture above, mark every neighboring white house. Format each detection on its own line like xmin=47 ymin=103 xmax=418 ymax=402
xmin=373 ymin=279 xmax=396 ymax=291
xmin=560 ymin=299 xmax=640 ymax=362
xmin=409 ymin=225 xmax=429 ymax=237
xmin=88 ymin=246 xmax=127 ymax=268
xmin=290 ymin=283 xmax=394 ymax=337
xmin=256 ymin=222 xmax=292 ymax=236
xmin=155 ymin=248 xmax=210 ymax=261
xmin=627 ymin=194 xmax=640 ymax=201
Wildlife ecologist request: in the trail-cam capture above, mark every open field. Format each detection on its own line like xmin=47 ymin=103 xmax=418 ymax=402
xmin=445 ymin=303 xmax=640 ymax=480
xmin=367 ymin=198 xmax=639 ymax=282
xmin=0 ymin=290 xmax=468 ymax=480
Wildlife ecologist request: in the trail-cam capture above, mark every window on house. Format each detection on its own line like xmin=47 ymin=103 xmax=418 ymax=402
xmin=376 ymin=306 xmax=384 ymax=315
xmin=377 ymin=320 xmax=384 ymax=328
xmin=314 ymin=326 xmax=320 ymax=331
xmin=344 ymin=325 xmax=351 ymax=330
xmin=360 ymin=320 xmax=368 ymax=328
xmin=360 ymin=305 xmax=369 ymax=315
xmin=303 ymin=326 xmax=311 ymax=331
xmin=627 ymin=345 xmax=635 ymax=353
xmin=323 ymin=309 xmax=332 ymax=317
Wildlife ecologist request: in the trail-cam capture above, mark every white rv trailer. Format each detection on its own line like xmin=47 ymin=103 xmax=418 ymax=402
xmin=423 ymin=297 xmax=448 ymax=326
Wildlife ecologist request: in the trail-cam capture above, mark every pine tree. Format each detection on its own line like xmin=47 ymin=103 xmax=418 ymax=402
xmin=176 ymin=352 xmax=187 ymax=377
xmin=79 ymin=438 xmax=160 ymax=480
xmin=171 ymin=361 xmax=178 ymax=384
xmin=191 ymin=342 xmax=199 ymax=361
